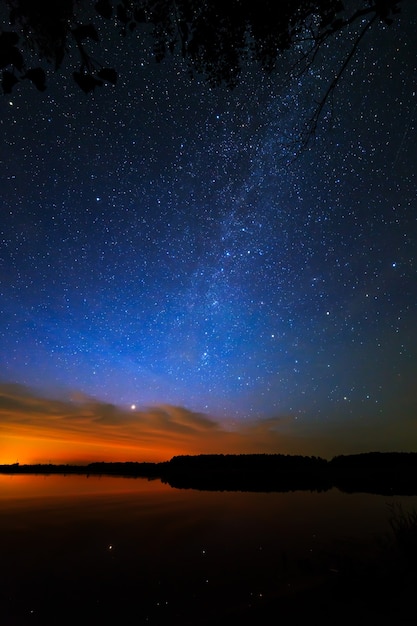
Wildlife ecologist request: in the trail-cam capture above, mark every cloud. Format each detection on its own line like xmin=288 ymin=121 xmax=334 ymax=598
xmin=1 ymin=382 xmax=415 ymax=465
xmin=0 ymin=382 xmax=272 ymax=463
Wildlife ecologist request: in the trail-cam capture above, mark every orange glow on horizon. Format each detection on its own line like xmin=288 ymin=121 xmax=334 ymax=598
xmin=0 ymin=385 xmax=238 ymax=463
xmin=1 ymin=433 xmax=178 ymax=465
xmin=2 ymin=382 xmax=414 ymax=465
xmin=0 ymin=383 xmax=301 ymax=465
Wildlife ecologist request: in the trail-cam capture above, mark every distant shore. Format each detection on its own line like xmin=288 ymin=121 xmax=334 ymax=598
xmin=2 ymin=452 xmax=417 ymax=495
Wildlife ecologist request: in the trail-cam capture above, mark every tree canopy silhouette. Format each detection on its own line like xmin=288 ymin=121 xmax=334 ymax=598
xmin=1 ymin=0 xmax=403 ymax=140
xmin=1 ymin=1 xmax=402 ymax=90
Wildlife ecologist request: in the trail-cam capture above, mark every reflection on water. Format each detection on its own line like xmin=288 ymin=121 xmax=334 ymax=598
xmin=1 ymin=475 xmax=416 ymax=624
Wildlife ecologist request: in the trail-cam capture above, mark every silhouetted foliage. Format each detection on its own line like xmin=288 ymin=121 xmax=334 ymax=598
xmin=329 ymin=451 xmax=417 ymax=495
xmin=388 ymin=502 xmax=417 ymax=558
xmin=0 ymin=460 xmax=164 ymax=477
xmin=1 ymin=0 xmax=403 ymax=138
xmin=330 ymin=451 xmax=417 ymax=470
xmin=2 ymin=451 xmax=417 ymax=494
xmin=164 ymin=453 xmax=331 ymax=491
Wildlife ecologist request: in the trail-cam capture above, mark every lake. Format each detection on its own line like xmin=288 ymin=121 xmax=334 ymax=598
xmin=1 ymin=474 xmax=416 ymax=625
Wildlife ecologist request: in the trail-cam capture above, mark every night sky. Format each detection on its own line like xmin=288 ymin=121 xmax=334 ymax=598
xmin=1 ymin=2 xmax=416 ymax=463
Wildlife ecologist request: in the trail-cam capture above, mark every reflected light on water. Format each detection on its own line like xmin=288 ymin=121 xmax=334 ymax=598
xmin=0 ymin=473 xmax=171 ymax=500
xmin=1 ymin=476 xmax=417 ymax=625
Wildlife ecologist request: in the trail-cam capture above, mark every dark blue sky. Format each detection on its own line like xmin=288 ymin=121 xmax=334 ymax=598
xmin=1 ymin=2 xmax=416 ymax=452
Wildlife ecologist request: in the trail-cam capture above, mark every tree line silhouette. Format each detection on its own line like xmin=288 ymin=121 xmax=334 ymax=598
xmin=2 ymin=451 xmax=417 ymax=495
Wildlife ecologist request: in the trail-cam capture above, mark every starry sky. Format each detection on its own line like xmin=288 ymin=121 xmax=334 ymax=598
xmin=1 ymin=2 xmax=416 ymax=463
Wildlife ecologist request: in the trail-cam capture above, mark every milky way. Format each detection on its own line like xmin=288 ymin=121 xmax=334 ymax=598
xmin=1 ymin=2 xmax=416 ymax=437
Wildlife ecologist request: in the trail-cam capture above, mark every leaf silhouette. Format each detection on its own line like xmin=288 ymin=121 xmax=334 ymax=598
xmin=97 ymin=67 xmax=117 ymax=84
xmin=72 ymin=24 xmax=100 ymax=43
xmin=24 ymin=67 xmax=46 ymax=91
xmin=1 ymin=69 xmax=18 ymax=94
xmin=0 ymin=32 xmax=24 ymax=71
xmin=95 ymin=0 xmax=113 ymax=20
xmin=73 ymin=71 xmax=103 ymax=93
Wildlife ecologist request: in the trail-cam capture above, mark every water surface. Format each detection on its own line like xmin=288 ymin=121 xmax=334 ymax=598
xmin=1 ymin=475 xmax=415 ymax=624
